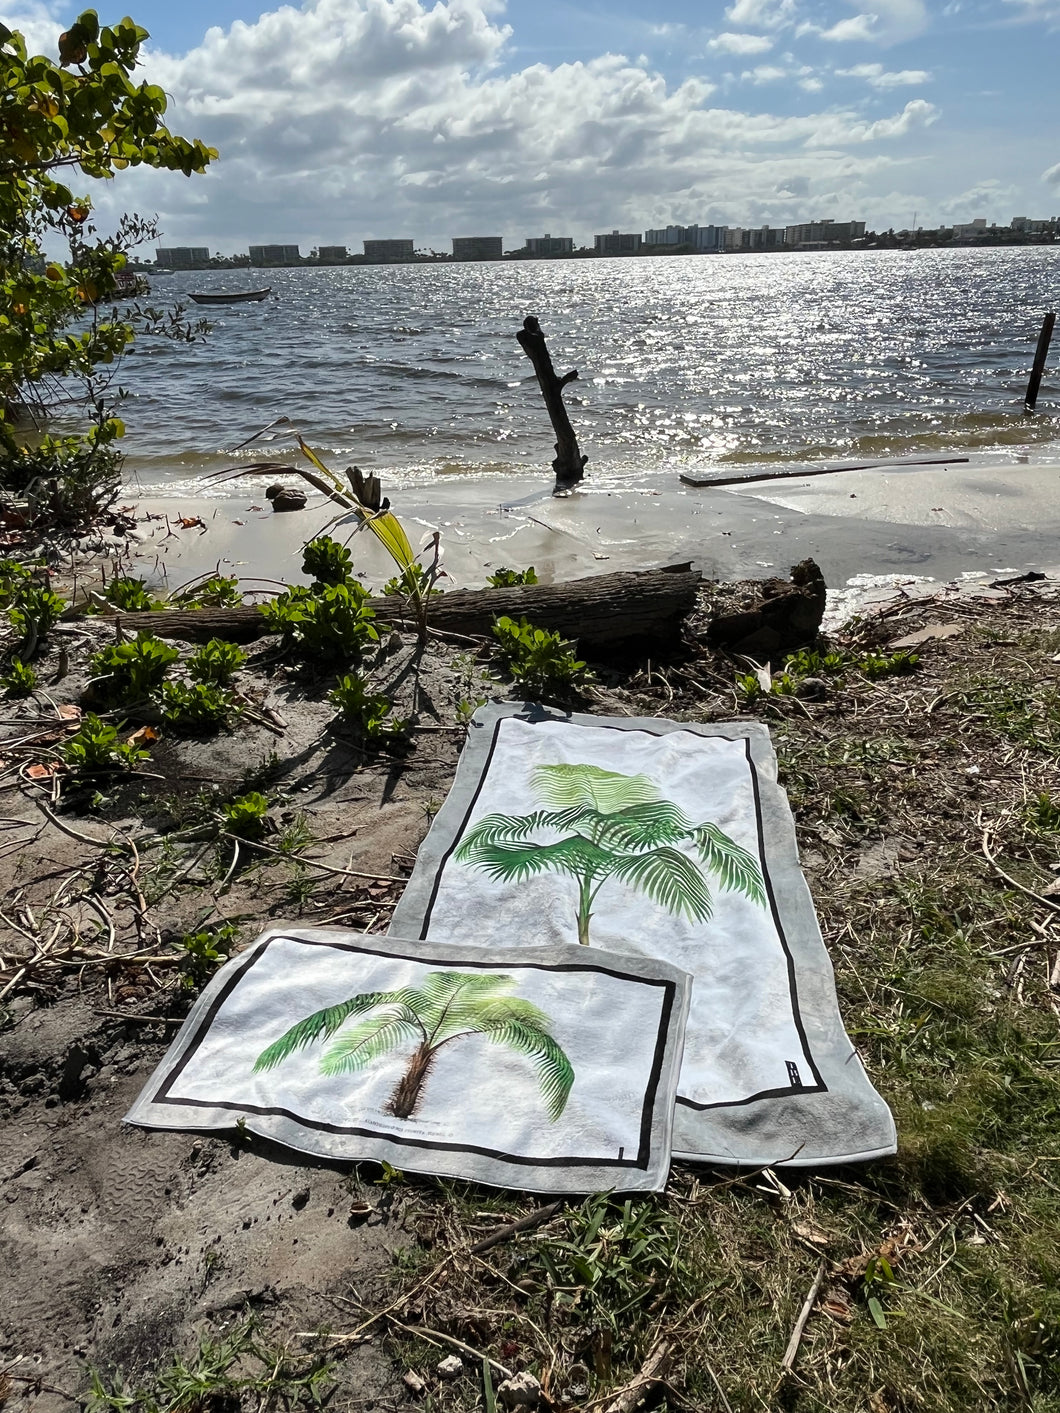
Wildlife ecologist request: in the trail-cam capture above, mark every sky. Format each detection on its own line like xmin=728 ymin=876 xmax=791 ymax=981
xmin=3 ymin=0 xmax=1059 ymax=253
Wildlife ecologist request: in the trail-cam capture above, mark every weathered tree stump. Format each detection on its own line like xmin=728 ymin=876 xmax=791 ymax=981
xmin=516 ymin=315 xmax=588 ymax=494
xmin=110 ymin=568 xmax=700 ymax=650
xmin=706 ymin=558 xmax=827 ymax=660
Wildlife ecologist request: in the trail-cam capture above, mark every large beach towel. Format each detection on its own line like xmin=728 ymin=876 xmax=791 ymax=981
xmin=390 ymin=704 xmax=896 ymax=1167
xmin=125 ymin=927 xmax=690 ymax=1193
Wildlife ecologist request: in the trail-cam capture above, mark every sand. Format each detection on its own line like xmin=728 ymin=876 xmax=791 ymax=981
xmin=109 ymin=454 xmax=1060 ymax=601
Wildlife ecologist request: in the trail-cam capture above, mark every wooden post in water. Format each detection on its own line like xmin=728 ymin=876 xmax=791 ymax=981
xmin=1025 ymin=311 xmax=1056 ymax=413
xmin=516 ymin=315 xmax=588 ymax=494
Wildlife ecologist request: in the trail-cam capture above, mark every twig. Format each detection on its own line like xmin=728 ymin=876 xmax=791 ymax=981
xmin=781 ymin=1258 xmax=826 ymax=1372
xmin=387 ymin=1319 xmax=514 ymax=1380
xmin=981 ymin=827 xmax=1060 ymax=915
xmin=599 ymin=1339 xmax=673 ymax=1413
xmin=218 ymin=831 xmax=409 ymax=883
xmin=94 ymin=1009 xmax=184 ymax=1025
xmin=470 ymin=1201 xmax=564 ymax=1254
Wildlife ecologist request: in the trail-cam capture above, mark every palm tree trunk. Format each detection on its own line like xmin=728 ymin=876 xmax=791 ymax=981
xmin=387 ymin=1042 xmax=436 ymax=1119
xmin=576 ymin=876 xmax=593 ymax=946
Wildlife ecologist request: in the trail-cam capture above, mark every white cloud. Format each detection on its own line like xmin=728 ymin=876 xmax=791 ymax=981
xmin=724 ymin=0 xmax=798 ymax=29
xmin=837 ymin=62 xmax=932 ymax=86
xmin=815 ymin=0 xmax=929 ymax=43
xmin=1 ymin=0 xmax=951 ymax=247
xmin=740 ymin=63 xmax=789 ymax=82
xmin=708 ymin=31 xmax=775 ymax=53
xmin=1043 ymin=161 xmax=1060 ymax=186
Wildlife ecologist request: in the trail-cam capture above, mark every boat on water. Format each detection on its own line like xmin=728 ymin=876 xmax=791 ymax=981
xmin=188 ymin=287 xmax=271 ymax=305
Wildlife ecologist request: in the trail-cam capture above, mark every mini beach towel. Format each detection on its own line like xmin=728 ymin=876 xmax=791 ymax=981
xmin=125 ymin=927 xmax=690 ymax=1194
xmin=390 ymin=703 xmax=896 ymax=1167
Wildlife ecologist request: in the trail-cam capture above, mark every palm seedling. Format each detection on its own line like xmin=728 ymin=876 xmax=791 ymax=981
xmin=456 ymin=763 xmax=767 ymax=946
xmin=254 ymin=969 xmax=574 ymax=1122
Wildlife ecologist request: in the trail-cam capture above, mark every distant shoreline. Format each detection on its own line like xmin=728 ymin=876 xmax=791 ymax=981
xmin=136 ymin=234 xmax=1060 ymax=274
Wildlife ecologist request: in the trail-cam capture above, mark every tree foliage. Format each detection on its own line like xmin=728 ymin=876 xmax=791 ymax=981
xmin=0 ymin=10 xmax=216 ymax=519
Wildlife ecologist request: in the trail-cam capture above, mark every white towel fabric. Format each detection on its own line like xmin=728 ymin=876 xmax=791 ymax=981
xmin=390 ymin=704 xmax=896 ymax=1167
xmin=125 ymin=928 xmax=691 ymax=1193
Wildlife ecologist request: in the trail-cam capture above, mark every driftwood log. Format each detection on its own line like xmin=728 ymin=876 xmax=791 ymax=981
xmin=516 ymin=315 xmax=588 ymax=494
xmin=110 ymin=568 xmax=700 ymax=649
xmin=706 ymin=558 xmax=826 ymax=660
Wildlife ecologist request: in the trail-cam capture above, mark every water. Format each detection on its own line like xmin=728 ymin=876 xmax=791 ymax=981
xmin=115 ymin=246 xmax=1059 ymax=498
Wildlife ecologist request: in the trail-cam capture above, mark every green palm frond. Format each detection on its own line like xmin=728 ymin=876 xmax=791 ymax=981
xmin=319 ymin=1009 xmax=421 ymax=1074
xmin=594 ymin=800 xmax=697 ymax=851
xmin=253 ymin=988 xmax=419 ymax=1071
xmin=435 ymin=994 xmax=552 ymax=1044
xmin=414 ymin=970 xmax=517 ymax=1037
xmin=530 ymin=764 xmax=659 ymax=814
xmin=457 ymin=835 xmax=613 ymax=884
xmin=478 ymin=1015 xmax=575 ymax=1122
xmin=608 ymin=846 xmax=713 ymax=922
xmin=693 ymin=823 xmax=767 ymax=905
xmin=456 ymin=808 xmax=591 ymax=852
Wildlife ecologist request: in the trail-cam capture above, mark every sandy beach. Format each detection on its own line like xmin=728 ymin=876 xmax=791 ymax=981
xmin=113 ymin=452 xmax=1060 ymax=603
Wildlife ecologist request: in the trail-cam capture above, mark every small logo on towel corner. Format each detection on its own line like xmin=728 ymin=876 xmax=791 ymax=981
xmin=785 ymin=1060 xmax=803 ymax=1088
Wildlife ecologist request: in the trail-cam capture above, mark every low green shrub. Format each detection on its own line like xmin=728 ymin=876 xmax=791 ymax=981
xmin=187 ymin=638 xmax=247 ymax=685
xmin=262 ymin=582 xmax=379 ymax=663
xmin=8 ymin=585 xmax=64 ymax=640
xmin=383 ymin=564 xmax=438 ymax=599
xmin=330 ymin=672 xmax=409 ymax=742
xmin=221 ymin=791 xmax=270 ymax=839
xmin=89 ymin=632 xmax=180 ymax=706
xmin=492 ymin=615 xmax=591 ymax=698
xmin=1 ymin=659 xmax=37 ymax=696
xmin=61 ymin=713 xmax=150 ymax=776
xmin=178 ymin=923 xmax=237 ymax=989
xmin=102 ymin=576 xmax=163 ymax=612
xmin=161 ymin=681 xmax=240 ymax=732
xmin=177 ymin=574 xmax=243 ymax=608
xmin=486 ymin=566 xmax=538 ymax=587
xmin=302 ymin=535 xmax=353 ymax=587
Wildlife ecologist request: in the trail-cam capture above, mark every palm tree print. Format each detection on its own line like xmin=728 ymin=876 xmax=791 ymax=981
xmin=455 ymin=763 xmax=767 ymax=946
xmin=253 ymin=969 xmax=574 ymax=1122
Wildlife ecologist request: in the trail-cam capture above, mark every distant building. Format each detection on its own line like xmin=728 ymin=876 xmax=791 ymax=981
xmin=1010 ymin=216 xmax=1057 ymax=235
xmin=452 ymin=236 xmax=503 ymax=261
xmin=643 ymin=224 xmax=727 ymax=251
xmin=741 ymin=225 xmax=786 ymax=250
xmin=249 ymin=244 xmax=301 ymax=266
xmin=363 ymin=239 xmax=415 ymax=262
xmin=784 ymin=220 xmax=865 ymax=248
xmin=594 ymin=230 xmax=641 ymax=256
xmin=156 ymin=246 xmax=210 ymax=269
xmin=315 ymin=245 xmax=348 ymax=263
xmin=525 ymin=234 xmax=574 ymax=256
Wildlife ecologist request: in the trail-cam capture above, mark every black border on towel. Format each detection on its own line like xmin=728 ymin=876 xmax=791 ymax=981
xmin=415 ymin=716 xmax=826 ymax=1112
xmin=150 ymin=933 xmax=677 ymax=1172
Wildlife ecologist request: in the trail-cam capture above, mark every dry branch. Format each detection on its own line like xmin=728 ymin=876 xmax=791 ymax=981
xmin=516 ymin=315 xmax=587 ymax=493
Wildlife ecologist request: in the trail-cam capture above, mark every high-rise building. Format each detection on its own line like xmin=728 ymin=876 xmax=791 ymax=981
xmin=643 ymin=224 xmax=727 ymax=251
xmin=156 ymin=246 xmax=210 ymax=269
xmin=525 ymin=234 xmax=574 ymax=255
xmin=315 ymin=246 xmax=348 ymax=262
xmin=594 ymin=230 xmax=641 ymax=255
xmin=249 ymin=244 xmax=302 ymax=265
xmin=363 ymin=239 xmax=415 ymax=262
xmin=783 ymin=220 xmax=865 ymax=247
xmin=452 ymin=236 xmax=503 ymax=261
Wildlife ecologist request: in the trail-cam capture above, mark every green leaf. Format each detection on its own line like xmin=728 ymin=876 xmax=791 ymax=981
xmin=693 ymin=823 xmax=767 ymax=905
xmin=608 ymin=846 xmax=713 ymax=922
xmin=530 ymin=764 xmax=659 ymax=813
xmin=868 ymin=1295 xmax=887 ymax=1329
xmin=319 ymin=1010 xmax=421 ymax=1074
